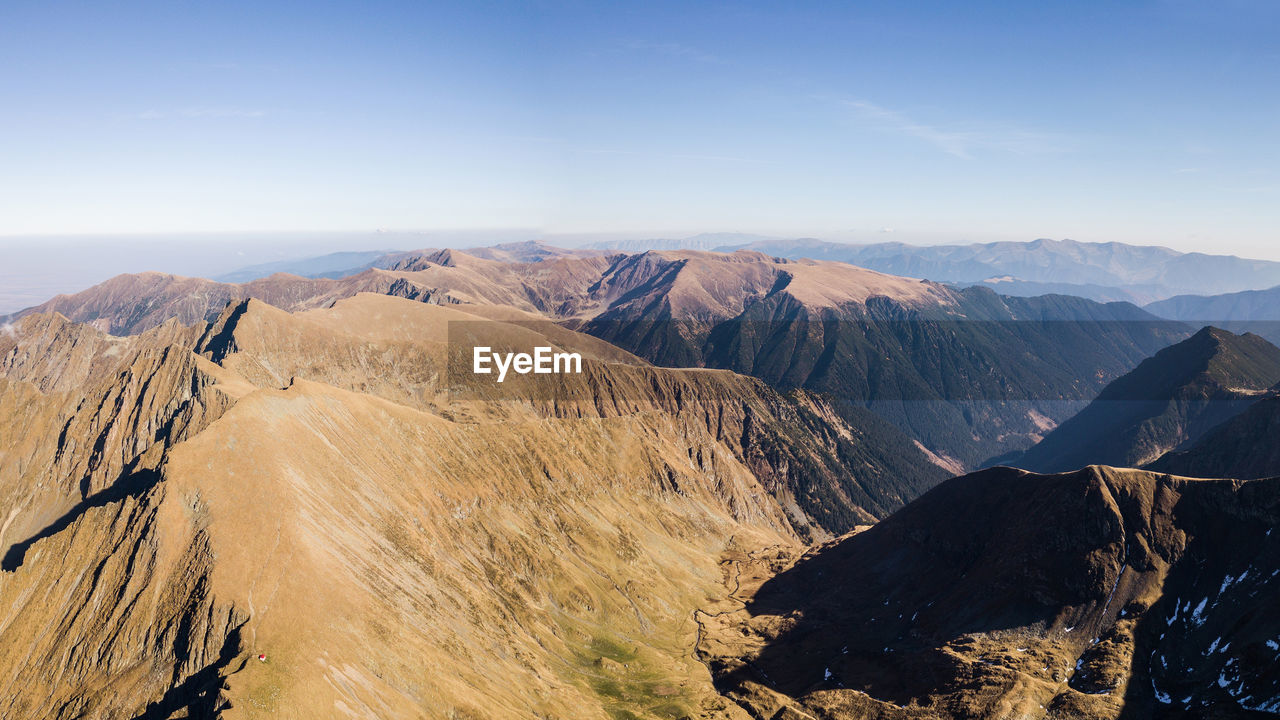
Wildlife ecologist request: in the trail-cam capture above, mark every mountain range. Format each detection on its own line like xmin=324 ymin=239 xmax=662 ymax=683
xmin=6 ymin=247 xmax=1189 ymax=470
xmin=1144 ymin=287 xmax=1280 ymax=347
xmin=111 ymin=237 xmax=1280 ymax=309
xmin=574 ymin=236 xmax=1280 ymax=305
xmin=2 ymin=241 xmax=1278 ymax=718
xmin=0 ymin=291 xmax=953 ymax=718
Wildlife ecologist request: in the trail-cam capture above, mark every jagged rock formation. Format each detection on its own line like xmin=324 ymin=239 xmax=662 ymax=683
xmin=700 ymin=466 xmax=1280 ymax=719
xmin=0 ymin=313 xmax=246 ymax=718
xmin=1016 ymin=327 xmax=1280 ymax=472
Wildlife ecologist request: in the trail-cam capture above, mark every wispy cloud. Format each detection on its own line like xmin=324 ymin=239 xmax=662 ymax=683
xmin=841 ymin=99 xmax=1073 ymax=159
xmin=1 ymin=323 xmax=16 ymax=339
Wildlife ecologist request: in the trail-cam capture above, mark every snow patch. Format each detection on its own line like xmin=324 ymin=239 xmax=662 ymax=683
xmin=1190 ymin=597 xmax=1209 ymax=626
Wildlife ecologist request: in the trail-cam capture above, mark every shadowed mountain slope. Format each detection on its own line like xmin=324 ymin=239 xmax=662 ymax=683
xmin=699 ymin=465 xmax=1280 ymax=719
xmin=1016 ymin=327 xmax=1280 ymax=473
xmin=1148 ymin=389 xmax=1280 ymax=480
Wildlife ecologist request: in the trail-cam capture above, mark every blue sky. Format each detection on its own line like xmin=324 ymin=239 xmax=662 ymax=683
xmin=1 ymin=0 xmax=1278 ymax=256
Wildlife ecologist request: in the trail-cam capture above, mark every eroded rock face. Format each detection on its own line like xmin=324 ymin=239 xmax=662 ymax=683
xmin=700 ymin=466 xmax=1280 ymax=719
xmin=0 ymin=314 xmax=246 ymax=719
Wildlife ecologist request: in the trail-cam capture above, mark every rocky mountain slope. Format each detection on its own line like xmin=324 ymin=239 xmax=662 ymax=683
xmin=1016 ymin=327 xmax=1280 ymax=473
xmin=699 ymin=465 xmax=1280 ymax=719
xmin=0 ymin=293 xmax=954 ymax=718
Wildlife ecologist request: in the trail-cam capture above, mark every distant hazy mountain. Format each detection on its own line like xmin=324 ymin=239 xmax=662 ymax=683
xmin=1014 ymin=326 xmax=1280 ymax=472
xmin=1148 ymin=389 xmax=1280 ymax=479
xmin=213 ymin=241 xmax=602 ymax=283
xmin=582 ymin=232 xmax=784 ymax=253
xmin=949 ymin=278 xmax=1150 ymax=304
xmin=214 ymin=250 xmax=393 ymax=282
xmin=725 ymin=237 xmax=1280 ymax=303
xmin=1145 ymin=286 xmax=1280 ymax=346
xmin=209 ymin=237 xmax=1280 ymax=307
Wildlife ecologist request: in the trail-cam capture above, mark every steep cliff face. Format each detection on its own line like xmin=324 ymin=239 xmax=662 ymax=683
xmin=700 ymin=466 xmax=1280 ymax=719
xmin=0 ymin=314 xmax=249 ymax=719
